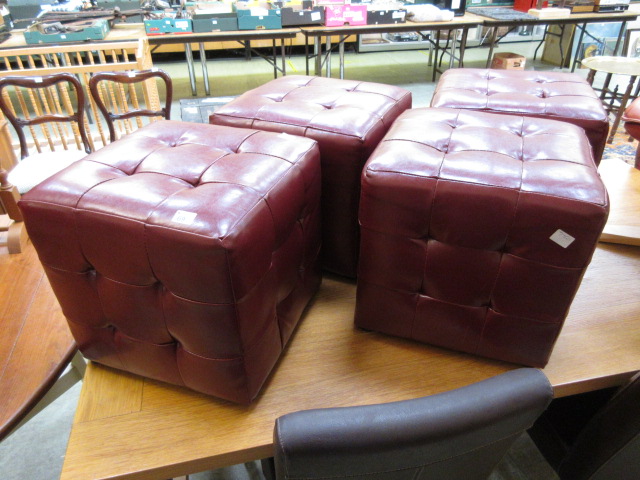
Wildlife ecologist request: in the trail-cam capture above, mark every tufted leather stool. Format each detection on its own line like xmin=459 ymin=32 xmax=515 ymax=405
xmin=431 ymin=68 xmax=609 ymax=164
xmin=356 ymin=108 xmax=609 ymax=367
xmin=622 ymin=97 xmax=640 ymax=169
xmin=19 ymin=121 xmax=322 ymax=404
xmin=209 ymin=75 xmax=412 ymax=277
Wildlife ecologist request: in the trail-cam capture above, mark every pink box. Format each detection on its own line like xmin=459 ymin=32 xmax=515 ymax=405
xmin=324 ymin=5 xmax=367 ymax=26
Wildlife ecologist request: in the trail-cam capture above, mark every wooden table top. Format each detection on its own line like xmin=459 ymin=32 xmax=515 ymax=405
xmin=472 ymin=9 xmax=638 ymax=27
xmin=582 ymin=55 xmax=640 ymax=77
xmin=0 ymin=23 xmax=300 ymax=50
xmin=0 ymin=234 xmax=76 ymax=440
xmin=600 ymin=158 xmax=640 ymax=246
xmin=58 ymin=159 xmax=640 ymax=480
xmin=299 ymin=13 xmax=485 ymax=37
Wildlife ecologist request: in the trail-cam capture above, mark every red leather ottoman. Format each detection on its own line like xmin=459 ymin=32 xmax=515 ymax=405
xmin=431 ymin=68 xmax=609 ymax=164
xmin=622 ymin=97 xmax=640 ymax=169
xmin=356 ymin=108 xmax=609 ymax=367
xmin=209 ymin=75 xmax=412 ymax=277
xmin=19 ymin=121 xmax=322 ymax=404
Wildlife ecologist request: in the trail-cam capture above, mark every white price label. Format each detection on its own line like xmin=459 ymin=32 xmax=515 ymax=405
xmin=550 ymin=229 xmax=575 ymax=248
xmin=172 ymin=210 xmax=197 ymax=226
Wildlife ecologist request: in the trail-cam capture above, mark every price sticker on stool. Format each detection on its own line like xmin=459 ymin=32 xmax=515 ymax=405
xmin=172 ymin=210 xmax=197 ymax=226
xmin=550 ymin=229 xmax=575 ymax=248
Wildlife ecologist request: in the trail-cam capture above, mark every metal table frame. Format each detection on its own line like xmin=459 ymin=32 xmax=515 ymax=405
xmin=300 ymin=15 xmax=484 ymax=81
xmin=479 ymin=11 xmax=638 ymax=70
xmin=146 ymin=28 xmax=299 ymax=96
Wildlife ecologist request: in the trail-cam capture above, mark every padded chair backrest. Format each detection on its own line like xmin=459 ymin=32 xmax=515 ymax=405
xmin=558 ymin=372 xmax=640 ymax=480
xmin=274 ymin=368 xmax=553 ymax=480
xmin=88 ymin=69 xmax=173 ymax=143
xmin=0 ymin=73 xmax=92 ymax=160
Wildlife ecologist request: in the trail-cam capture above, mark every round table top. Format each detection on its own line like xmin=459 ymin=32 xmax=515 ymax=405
xmin=581 ymin=55 xmax=640 ymax=76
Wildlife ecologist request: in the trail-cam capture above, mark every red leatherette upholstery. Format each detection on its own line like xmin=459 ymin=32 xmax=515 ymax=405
xmin=622 ymin=97 xmax=640 ymax=169
xmin=356 ymin=108 xmax=609 ymax=367
xmin=273 ymin=369 xmax=553 ymax=480
xmin=19 ymin=121 xmax=322 ymax=404
xmin=209 ymin=75 xmax=412 ymax=277
xmin=431 ymin=68 xmax=609 ymax=164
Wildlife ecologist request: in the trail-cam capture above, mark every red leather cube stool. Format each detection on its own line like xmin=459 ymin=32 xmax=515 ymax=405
xmin=209 ymin=75 xmax=412 ymax=277
xmin=431 ymin=68 xmax=609 ymax=164
xmin=19 ymin=121 xmax=321 ymax=404
xmin=356 ymin=108 xmax=609 ymax=367
xmin=622 ymin=97 xmax=640 ymax=169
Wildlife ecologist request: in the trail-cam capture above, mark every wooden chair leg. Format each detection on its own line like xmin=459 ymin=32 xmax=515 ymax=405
xmin=7 ymin=220 xmax=27 ymax=253
xmin=1 ymin=167 xmax=28 ymax=254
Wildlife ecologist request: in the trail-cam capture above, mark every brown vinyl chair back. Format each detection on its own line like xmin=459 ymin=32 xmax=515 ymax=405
xmin=269 ymin=369 xmax=553 ymax=480
xmin=0 ymin=73 xmax=92 ymax=160
xmin=89 ymin=69 xmax=172 ymax=143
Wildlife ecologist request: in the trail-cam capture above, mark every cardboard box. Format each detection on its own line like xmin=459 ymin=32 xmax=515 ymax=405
xmin=192 ymin=12 xmax=238 ymax=32
xmin=236 ymin=8 xmax=282 ymax=29
xmin=144 ymin=17 xmax=193 ymax=34
xmin=24 ymin=19 xmax=110 ymax=44
xmin=513 ymin=0 xmax=547 ymax=12
xmin=281 ymin=6 xmax=324 ymax=26
xmin=491 ymin=52 xmax=526 ymax=70
xmin=366 ymin=9 xmax=406 ymax=25
xmin=324 ymin=4 xmax=367 ymax=26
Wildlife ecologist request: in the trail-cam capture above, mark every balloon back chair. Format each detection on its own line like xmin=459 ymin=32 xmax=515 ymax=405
xmin=88 ymin=68 xmax=172 ymax=143
xmin=0 ymin=72 xmax=92 ymax=253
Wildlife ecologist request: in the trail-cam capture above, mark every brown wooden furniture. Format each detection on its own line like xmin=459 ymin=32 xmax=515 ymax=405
xmin=89 ymin=69 xmax=173 ymax=143
xmin=55 ymin=159 xmax=640 ymax=480
xmin=0 ymin=73 xmax=92 ymax=254
xmin=599 ymin=158 xmax=640 ymax=247
xmin=0 ymin=39 xmax=158 ymax=153
xmin=0 ymin=120 xmax=27 ymax=254
xmin=0 ymin=240 xmax=83 ymax=441
xmin=0 ymin=73 xmax=92 ymax=162
xmin=582 ymin=56 xmax=640 ymax=144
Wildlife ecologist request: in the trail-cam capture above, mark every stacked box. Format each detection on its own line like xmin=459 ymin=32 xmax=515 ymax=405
xmin=236 ymin=8 xmax=282 ymax=29
xmin=24 ymin=19 xmax=110 ymax=44
xmin=367 ymin=9 xmax=406 ymax=25
xmin=324 ymin=4 xmax=367 ymax=26
xmin=491 ymin=52 xmax=526 ymax=70
xmin=145 ymin=17 xmax=193 ymax=34
xmin=281 ymin=6 xmax=324 ymax=26
xmin=192 ymin=12 xmax=238 ymax=31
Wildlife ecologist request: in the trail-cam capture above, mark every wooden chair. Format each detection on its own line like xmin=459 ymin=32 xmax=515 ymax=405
xmin=0 ymin=120 xmax=27 ymax=253
xmin=0 ymin=73 xmax=92 ymax=254
xmin=88 ymin=68 xmax=173 ymax=143
xmin=0 ymin=73 xmax=92 ymax=193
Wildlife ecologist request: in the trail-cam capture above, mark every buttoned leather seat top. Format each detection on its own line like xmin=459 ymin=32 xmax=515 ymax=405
xmin=431 ymin=68 xmax=609 ymax=164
